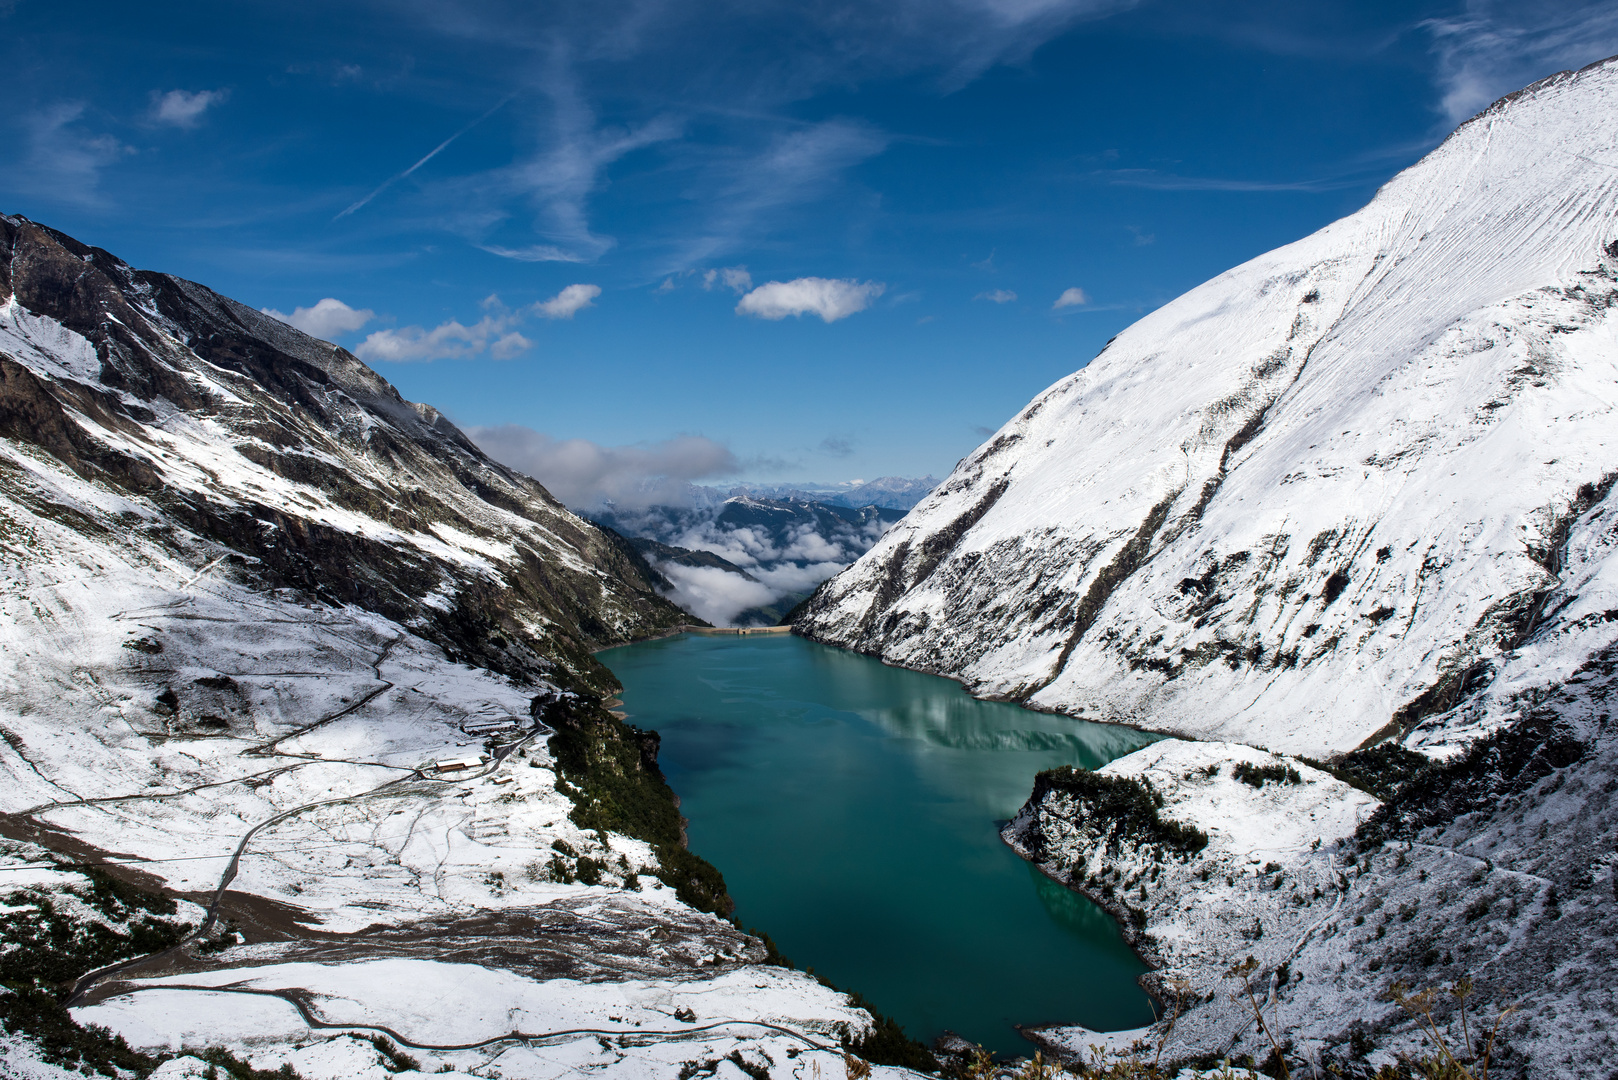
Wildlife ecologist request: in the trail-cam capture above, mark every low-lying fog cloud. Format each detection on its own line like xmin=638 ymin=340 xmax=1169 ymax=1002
xmin=650 ymin=517 xmax=886 ymax=625
xmin=473 ymin=424 xmax=901 ymax=626
xmin=657 ymin=559 xmax=849 ymax=627
xmin=470 ymin=425 xmax=739 ymax=508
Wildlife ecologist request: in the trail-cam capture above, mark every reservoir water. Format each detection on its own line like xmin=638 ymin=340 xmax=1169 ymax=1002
xmin=600 ymin=632 xmax=1161 ymax=1056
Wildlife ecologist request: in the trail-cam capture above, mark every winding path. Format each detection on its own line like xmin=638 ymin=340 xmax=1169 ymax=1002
xmin=82 ymin=982 xmax=841 ymax=1056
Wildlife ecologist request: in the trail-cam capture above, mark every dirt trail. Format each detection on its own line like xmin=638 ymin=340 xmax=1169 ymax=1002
xmin=77 ymin=980 xmax=840 ymax=1055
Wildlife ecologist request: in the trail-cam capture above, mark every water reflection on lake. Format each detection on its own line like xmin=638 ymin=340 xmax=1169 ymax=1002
xmin=601 ymin=633 xmax=1160 ymax=1057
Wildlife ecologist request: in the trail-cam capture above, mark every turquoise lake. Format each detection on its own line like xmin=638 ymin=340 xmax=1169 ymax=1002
xmin=600 ymin=632 xmax=1161 ymax=1056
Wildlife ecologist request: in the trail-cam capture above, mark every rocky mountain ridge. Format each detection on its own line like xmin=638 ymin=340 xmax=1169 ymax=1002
xmin=0 ymin=215 xmax=686 ymax=692
xmin=0 ymin=217 xmax=895 ymax=1080
xmin=800 ymin=56 xmax=1618 ymax=1076
xmin=797 ymin=56 xmax=1618 ymax=761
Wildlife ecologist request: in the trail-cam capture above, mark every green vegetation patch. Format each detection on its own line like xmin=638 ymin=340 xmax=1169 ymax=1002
xmin=1231 ymin=761 xmax=1302 ymax=788
xmin=1299 ymin=743 xmax=1429 ymax=802
xmin=540 ymin=691 xmax=733 ymax=915
xmin=1032 ymin=766 xmax=1209 ymax=856
xmin=841 ymin=989 xmax=939 ymax=1074
xmin=0 ymin=861 xmax=188 ymax=1077
xmin=1356 ymin=705 xmax=1585 ymax=849
xmin=0 ymin=856 xmax=314 ymax=1079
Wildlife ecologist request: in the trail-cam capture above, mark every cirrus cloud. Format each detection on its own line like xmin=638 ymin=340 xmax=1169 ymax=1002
xmin=1422 ymin=1 xmax=1618 ymax=124
xmin=735 ymin=277 xmax=885 ymax=322
xmin=261 ymin=298 xmax=375 ymax=341
xmin=976 ymin=289 xmax=1017 ymax=303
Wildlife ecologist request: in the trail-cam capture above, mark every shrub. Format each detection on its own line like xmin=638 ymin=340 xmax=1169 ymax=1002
xmin=840 ymin=990 xmax=938 ymax=1074
xmin=1300 ymin=744 xmax=1429 ymax=802
xmin=1032 ymin=767 xmax=1209 ymax=856
xmin=1232 ymin=762 xmax=1302 ymax=788
xmin=0 ymin=865 xmax=296 ymax=1080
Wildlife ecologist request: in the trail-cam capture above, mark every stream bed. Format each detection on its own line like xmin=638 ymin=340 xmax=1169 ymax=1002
xmin=600 ymin=632 xmax=1160 ymax=1057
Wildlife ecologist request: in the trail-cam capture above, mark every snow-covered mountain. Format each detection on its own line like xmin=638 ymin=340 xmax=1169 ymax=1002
xmin=737 ymin=476 xmax=939 ymax=512
xmin=0 ymin=217 xmax=902 ymax=1080
xmin=802 ymin=56 xmax=1618 ymax=1075
xmin=0 ymin=215 xmax=687 ymax=689
xmin=799 ymin=57 xmax=1618 ymax=760
xmin=593 ymin=496 xmax=902 ymax=626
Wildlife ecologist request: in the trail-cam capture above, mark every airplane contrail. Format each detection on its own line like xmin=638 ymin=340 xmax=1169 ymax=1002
xmin=335 ymin=94 xmax=516 ymax=220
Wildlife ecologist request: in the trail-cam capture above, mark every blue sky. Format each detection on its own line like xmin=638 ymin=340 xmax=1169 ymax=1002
xmin=4 ymin=0 xmax=1616 ymax=504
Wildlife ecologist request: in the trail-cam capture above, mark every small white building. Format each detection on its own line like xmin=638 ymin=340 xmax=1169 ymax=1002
xmin=433 ymin=753 xmax=486 ymax=772
xmin=464 ymin=721 xmax=519 ymax=737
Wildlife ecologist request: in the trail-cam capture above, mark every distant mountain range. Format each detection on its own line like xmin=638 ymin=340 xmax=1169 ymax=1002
xmin=734 ymin=475 xmax=938 ymax=512
xmin=591 ymin=494 xmax=908 ymax=626
xmin=617 ymin=474 xmax=937 ymax=514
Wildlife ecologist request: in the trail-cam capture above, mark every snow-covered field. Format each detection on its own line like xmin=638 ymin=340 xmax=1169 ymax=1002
xmin=0 ymin=499 xmax=880 ymax=1076
xmin=0 ymin=506 xmax=895 ymax=1078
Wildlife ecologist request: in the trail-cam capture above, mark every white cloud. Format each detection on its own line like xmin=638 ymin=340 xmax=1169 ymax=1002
xmin=736 ymin=277 xmax=885 ymax=322
xmin=352 ymin=287 xmax=598 ymax=363
xmin=151 ymin=89 xmax=228 ymax=128
xmin=976 ymin=289 xmax=1017 ymax=303
xmin=261 ymin=298 xmax=375 ymax=341
xmin=1422 ymin=2 xmax=1618 ymax=123
xmin=535 ymin=283 xmax=601 ymax=319
xmin=656 ymin=563 xmax=779 ymax=627
xmin=703 ymin=266 xmax=754 ymax=293
xmin=477 ymin=243 xmax=586 ymax=263
xmin=14 ymin=103 xmax=132 ymax=206
xmin=1053 ymin=286 xmax=1090 ymax=309
xmin=655 ymin=557 xmax=850 ymax=627
xmin=490 ymin=332 xmax=532 ymax=359
xmin=357 ymin=317 xmax=505 ymax=363
xmin=469 ymin=426 xmax=740 ymax=509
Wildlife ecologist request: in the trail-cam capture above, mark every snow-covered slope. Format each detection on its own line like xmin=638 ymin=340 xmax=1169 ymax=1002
xmin=799 ymin=57 xmax=1618 ymax=759
xmin=0 ymin=218 xmax=912 ymax=1079
xmin=0 ymin=215 xmax=685 ymax=693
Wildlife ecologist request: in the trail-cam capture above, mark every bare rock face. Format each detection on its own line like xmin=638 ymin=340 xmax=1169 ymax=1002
xmin=0 ymin=215 xmax=684 ymax=693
